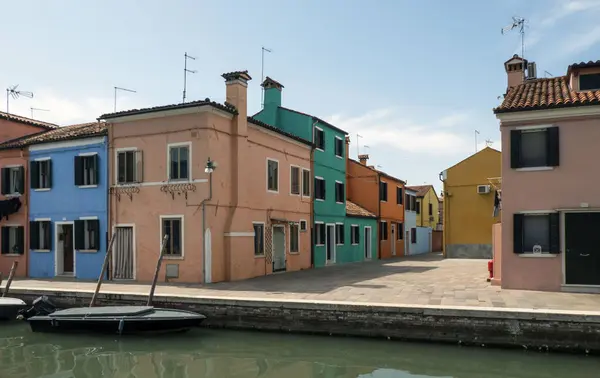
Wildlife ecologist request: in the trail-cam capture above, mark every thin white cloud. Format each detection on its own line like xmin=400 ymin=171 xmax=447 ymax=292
xmin=562 ymin=25 xmax=600 ymax=55
xmin=541 ymin=0 xmax=600 ymax=27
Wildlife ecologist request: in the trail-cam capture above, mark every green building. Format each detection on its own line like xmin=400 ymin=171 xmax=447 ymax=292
xmin=255 ymin=77 xmax=377 ymax=267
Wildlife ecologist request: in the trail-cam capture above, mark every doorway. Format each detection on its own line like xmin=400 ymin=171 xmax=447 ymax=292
xmin=565 ymin=212 xmax=600 ymax=285
xmin=326 ymin=224 xmax=336 ymax=264
xmin=55 ymin=222 xmax=75 ymax=276
xmin=364 ymin=226 xmax=372 ymax=259
xmin=113 ymin=226 xmax=134 ymax=280
xmin=391 ymin=223 xmax=396 ymax=256
xmin=272 ymin=225 xmax=286 ymax=272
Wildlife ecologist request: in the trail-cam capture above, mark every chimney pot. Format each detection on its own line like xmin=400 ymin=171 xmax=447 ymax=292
xmin=504 ymin=55 xmax=526 ymax=92
xmin=358 ymin=154 xmax=369 ymax=165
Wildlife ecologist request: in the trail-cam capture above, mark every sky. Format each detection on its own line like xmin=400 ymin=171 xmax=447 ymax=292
xmin=2 ymin=0 xmax=600 ymax=194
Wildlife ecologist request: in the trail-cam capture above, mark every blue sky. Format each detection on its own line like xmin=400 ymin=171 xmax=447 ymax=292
xmin=2 ymin=0 xmax=600 ymax=193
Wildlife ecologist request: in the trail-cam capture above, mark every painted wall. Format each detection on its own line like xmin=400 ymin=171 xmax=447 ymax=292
xmin=416 ymin=188 xmax=440 ymax=228
xmin=341 ymin=217 xmax=378 ymax=263
xmin=28 ymin=137 xmax=108 ymax=280
xmin=404 ymin=190 xmax=418 ymax=256
xmin=0 ymin=118 xmax=50 ymax=144
xmin=491 ymin=223 xmax=501 ymax=286
xmin=443 ymin=147 xmax=501 ymax=259
xmin=413 ymin=227 xmax=432 ymax=255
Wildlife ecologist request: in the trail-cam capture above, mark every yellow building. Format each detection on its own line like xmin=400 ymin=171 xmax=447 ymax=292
xmin=406 ymin=185 xmax=440 ymax=229
xmin=440 ymin=147 xmax=501 ymax=259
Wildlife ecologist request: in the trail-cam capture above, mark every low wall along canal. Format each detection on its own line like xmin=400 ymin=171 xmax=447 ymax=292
xmin=8 ymin=287 xmax=600 ymax=355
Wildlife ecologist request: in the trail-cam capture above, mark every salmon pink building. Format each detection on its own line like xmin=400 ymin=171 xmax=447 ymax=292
xmin=495 ymin=55 xmax=600 ymax=292
xmin=101 ymin=70 xmax=312 ymax=284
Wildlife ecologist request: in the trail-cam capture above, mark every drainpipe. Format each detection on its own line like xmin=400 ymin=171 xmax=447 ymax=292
xmin=438 ymin=171 xmax=446 ymax=257
xmin=310 ymin=146 xmax=315 ymax=268
xmin=377 ymin=172 xmax=381 ymax=259
xmin=201 ymin=170 xmax=213 ymax=284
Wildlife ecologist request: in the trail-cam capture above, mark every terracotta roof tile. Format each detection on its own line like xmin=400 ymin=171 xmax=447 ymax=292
xmin=99 ymin=99 xmax=238 ymax=120
xmin=406 ymin=185 xmax=433 ymax=197
xmin=346 ymin=200 xmax=376 ymax=218
xmin=261 ymin=76 xmax=284 ymax=89
xmin=0 ymin=122 xmax=106 ymax=150
xmin=494 ymin=76 xmax=600 ymax=113
xmin=221 ymin=70 xmax=252 ymax=81
xmin=0 ymin=111 xmax=58 ymax=130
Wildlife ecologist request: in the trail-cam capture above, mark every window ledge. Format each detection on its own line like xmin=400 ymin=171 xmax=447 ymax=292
xmin=515 ymin=167 xmax=554 ymax=172
xmin=315 ymin=244 xmax=325 ymax=247
xmin=315 ymin=148 xmax=324 ymax=152
xmin=1 ymin=254 xmax=23 ymax=257
xmin=33 ymin=188 xmax=51 ymax=192
xmin=32 ymin=249 xmax=51 ymax=253
xmin=336 ymin=201 xmax=344 ymax=204
xmin=336 ymin=243 xmax=344 ymax=246
xmin=78 ymin=185 xmax=98 ymax=189
xmin=267 ymin=190 xmax=279 ymax=194
xmin=518 ymin=253 xmax=558 ymax=258
xmin=290 ymin=193 xmax=300 ymax=196
xmin=5 ymin=193 xmax=21 ymax=198
xmin=335 ymin=155 xmax=343 ymax=159
xmin=78 ymin=249 xmax=99 ymax=253
xmin=351 ymin=243 xmax=359 ymax=246
xmin=289 ymin=251 xmax=300 ymax=255
xmin=164 ymin=255 xmax=184 ymax=260
xmin=316 ymin=198 xmax=325 ymax=202
xmin=254 ymin=254 xmax=265 ymax=259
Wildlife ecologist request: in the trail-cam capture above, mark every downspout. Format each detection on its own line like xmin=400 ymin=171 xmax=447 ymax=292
xmin=438 ymin=171 xmax=446 ymax=257
xmin=377 ymin=172 xmax=381 ymax=259
xmin=310 ymin=146 xmax=315 ymax=268
xmin=105 ymin=133 xmax=110 ymax=279
xmin=201 ymin=171 xmax=213 ymax=284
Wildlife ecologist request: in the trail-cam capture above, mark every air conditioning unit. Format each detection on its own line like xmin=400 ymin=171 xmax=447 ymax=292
xmin=527 ymin=62 xmax=537 ymax=79
xmin=477 ymin=185 xmax=491 ymax=194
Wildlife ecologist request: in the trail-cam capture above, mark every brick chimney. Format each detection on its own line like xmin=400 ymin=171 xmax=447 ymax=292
xmin=358 ymin=154 xmax=369 ymax=165
xmin=504 ymin=54 xmax=526 ymax=92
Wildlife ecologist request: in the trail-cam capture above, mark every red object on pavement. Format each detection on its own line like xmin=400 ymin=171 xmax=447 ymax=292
xmin=487 ymin=260 xmax=494 ymax=279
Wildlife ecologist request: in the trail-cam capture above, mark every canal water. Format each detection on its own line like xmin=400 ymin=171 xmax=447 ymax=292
xmin=0 ymin=323 xmax=598 ymax=378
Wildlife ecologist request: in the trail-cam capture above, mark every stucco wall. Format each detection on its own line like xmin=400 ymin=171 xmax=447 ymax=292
xmin=341 ymin=217 xmax=378 ymax=263
xmin=412 ymin=227 xmax=432 ymax=255
xmin=0 ymin=119 xmax=49 ymax=144
xmin=404 ymin=195 xmax=417 ymax=256
xmin=492 ymin=223 xmax=502 ymax=286
xmin=416 ymin=188 xmax=440 ymax=228
xmin=28 ymin=137 xmax=108 ymax=280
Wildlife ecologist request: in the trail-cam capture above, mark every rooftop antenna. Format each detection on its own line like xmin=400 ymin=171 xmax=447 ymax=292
xmin=475 ymin=130 xmax=480 ymax=152
xmin=182 ymin=52 xmax=197 ymax=103
xmin=485 ymin=139 xmax=493 ymax=147
xmin=30 ymin=107 xmax=49 ymax=119
xmin=114 ymin=86 xmax=136 ymax=112
xmin=544 ymin=70 xmax=553 ymax=78
xmin=356 ymin=133 xmax=363 ymax=157
xmin=261 ymin=46 xmax=272 ymax=107
xmin=6 ymin=85 xmax=34 ymax=114
xmin=501 ymin=16 xmax=527 ymax=79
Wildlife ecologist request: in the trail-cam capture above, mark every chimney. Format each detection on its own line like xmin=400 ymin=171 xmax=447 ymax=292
xmin=222 ymin=70 xmax=251 ymax=135
xmin=504 ymin=54 xmax=526 ymax=92
xmin=261 ymin=77 xmax=284 ymax=109
xmin=345 ymin=136 xmax=350 ymax=160
xmin=358 ymin=154 xmax=369 ymax=165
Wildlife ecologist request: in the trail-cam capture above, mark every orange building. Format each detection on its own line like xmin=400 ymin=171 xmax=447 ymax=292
xmin=346 ymin=147 xmax=406 ymax=259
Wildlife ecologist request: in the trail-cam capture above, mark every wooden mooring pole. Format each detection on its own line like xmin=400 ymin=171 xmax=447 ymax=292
xmin=2 ymin=261 xmax=18 ymax=297
xmin=147 ymin=234 xmax=169 ymax=306
xmin=90 ymin=232 xmax=117 ymax=307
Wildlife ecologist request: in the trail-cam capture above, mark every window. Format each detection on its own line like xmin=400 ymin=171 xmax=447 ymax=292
xmin=74 ymin=155 xmax=98 ymax=186
xmin=335 ymin=223 xmax=344 ymax=245
xmin=315 ymin=223 xmax=325 ymax=246
xmin=334 ymin=137 xmax=344 ymax=158
xmin=117 ymin=150 xmax=143 ymax=184
xmin=30 ymin=160 xmax=52 ymax=190
xmin=380 ymin=221 xmax=388 ymax=241
xmin=416 ymin=201 xmax=421 ymax=214
xmin=302 ymin=169 xmax=311 ymax=197
xmin=267 ymin=159 xmax=279 ymax=192
xmin=405 ymin=194 xmax=410 ymax=209
xmin=290 ymin=223 xmax=299 ymax=253
xmin=168 ymin=144 xmax=190 ymax=181
xmin=510 ymin=127 xmax=559 ymax=169
xmin=314 ymin=127 xmax=325 ymax=150
xmin=161 ymin=217 xmax=183 ymax=257
xmin=379 ymin=181 xmax=388 ymax=202
xmin=30 ymin=220 xmax=51 ymax=250
xmin=428 ymin=203 xmax=433 ymax=216
xmin=513 ymin=213 xmax=559 ymax=254
xmin=290 ymin=166 xmax=300 ymax=195
xmin=74 ymin=219 xmax=100 ymax=251
xmin=300 ymin=220 xmax=308 ymax=232
xmin=396 ymin=187 xmax=403 ymax=205
xmin=315 ymin=177 xmax=325 ymax=200
xmin=350 ymin=225 xmax=360 ymax=245
xmin=335 ymin=181 xmax=344 ymax=203
xmin=580 ymin=73 xmax=600 ymax=91
xmin=1 ymin=226 xmax=24 ymax=255
xmin=411 ymin=228 xmax=417 ymax=243
xmin=1 ymin=166 xmax=24 ymax=195
xmin=397 ymin=223 xmax=403 ymax=240
xmin=253 ymin=223 xmax=265 ymax=256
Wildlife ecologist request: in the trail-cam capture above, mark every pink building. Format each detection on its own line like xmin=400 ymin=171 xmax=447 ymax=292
xmin=101 ymin=70 xmax=312 ymax=284
xmin=494 ymin=55 xmax=600 ymax=292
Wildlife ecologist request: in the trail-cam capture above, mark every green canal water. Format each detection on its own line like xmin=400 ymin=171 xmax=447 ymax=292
xmin=0 ymin=323 xmax=598 ymax=378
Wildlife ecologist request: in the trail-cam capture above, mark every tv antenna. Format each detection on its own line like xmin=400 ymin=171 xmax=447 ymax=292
xmin=30 ymin=107 xmax=50 ymax=119
xmin=501 ymin=17 xmax=527 ymax=78
xmin=114 ymin=86 xmax=136 ymax=112
xmin=182 ymin=52 xmax=197 ymax=103
xmin=356 ymin=133 xmax=363 ymax=157
xmin=475 ymin=130 xmax=480 ymax=152
xmin=485 ymin=139 xmax=493 ymax=147
xmin=6 ymin=85 xmax=34 ymax=114
xmin=261 ymin=46 xmax=272 ymax=107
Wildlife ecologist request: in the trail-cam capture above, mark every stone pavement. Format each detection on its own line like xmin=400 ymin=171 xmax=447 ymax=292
xmin=5 ymin=253 xmax=600 ymax=311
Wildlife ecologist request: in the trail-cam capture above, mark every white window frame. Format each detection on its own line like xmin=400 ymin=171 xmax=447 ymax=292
xmin=299 ymin=219 xmax=308 ymax=232
xmin=115 ymin=147 xmax=139 ymax=184
xmin=4 ymin=165 xmax=23 ymax=195
xmin=159 ymin=215 xmax=185 ymax=259
xmin=314 ymin=126 xmax=325 ymax=152
xmin=335 ymin=222 xmax=344 ymax=246
xmin=79 ymin=216 xmax=100 ymax=252
xmin=351 ymin=224 xmax=359 ymax=245
xmin=252 ymin=221 xmax=266 ymax=257
xmin=266 ymin=158 xmax=279 ymax=194
xmin=334 ymin=136 xmax=344 ymax=159
xmin=77 ymin=152 xmax=99 ymax=188
xmin=289 ymin=222 xmax=300 ymax=254
xmin=290 ymin=164 xmax=301 ymax=196
xmin=315 ymin=176 xmax=325 ymax=201
xmin=33 ymin=157 xmax=52 ymax=191
xmin=315 ymin=221 xmax=325 ymax=246
xmin=301 ymin=168 xmax=311 ymax=197
xmin=335 ymin=180 xmax=344 ymax=204
xmin=167 ymin=142 xmax=192 ymax=182
xmin=31 ymin=218 xmax=52 ymax=252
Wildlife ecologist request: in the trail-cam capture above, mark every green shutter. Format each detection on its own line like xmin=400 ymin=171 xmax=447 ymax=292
xmin=510 ymin=130 xmax=522 ymax=168
xmin=93 ymin=155 xmax=100 ymax=185
xmin=47 ymin=160 xmax=53 ymax=189
xmin=74 ymin=220 xmax=85 ymax=249
xmin=513 ymin=214 xmax=524 ymax=254
xmin=91 ymin=219 xmax=100 ymax=250
xmin=74 ymin=156 xmax=83 ymax=186
xmin=546 ymin=127 xmax=560 ymax=167
xmin=30 ymin=161 xmax=39 ymax=190
xmin=549 ymin=213 xmax=560 ymax=254
xmin=29 ymin=221 xmax=39 ymax=250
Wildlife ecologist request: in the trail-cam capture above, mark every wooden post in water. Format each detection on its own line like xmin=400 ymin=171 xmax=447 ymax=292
xmin=147 ymin=234 xmax=169 ymax=306
xmin=0 ymin=272 xmax=4 ymax=292
xmin=90 ymin=232 xmax=117 ymax=307
xmin=2 ymin=261 xmax=18 ymax=297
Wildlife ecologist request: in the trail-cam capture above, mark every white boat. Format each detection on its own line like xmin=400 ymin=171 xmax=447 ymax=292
xmin=0 ymin=297 xmax=26 ymax=320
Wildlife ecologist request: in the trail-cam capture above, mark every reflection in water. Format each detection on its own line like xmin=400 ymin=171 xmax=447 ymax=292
xmin=0 ymin=323 xmax=598 ymax=378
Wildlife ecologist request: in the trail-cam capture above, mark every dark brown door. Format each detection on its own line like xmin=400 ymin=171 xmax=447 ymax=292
xmin=565 ymin=213 xmax=600 ymax=285
xmin=62 ymin=225 xmax=74 ymax=273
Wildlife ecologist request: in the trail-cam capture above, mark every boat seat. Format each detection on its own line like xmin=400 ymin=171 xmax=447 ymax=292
xmin=49 ymin=306 xmax=155 ymax=318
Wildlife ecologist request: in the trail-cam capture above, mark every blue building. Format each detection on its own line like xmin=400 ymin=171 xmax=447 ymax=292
xmin=27 ymin=122 xmax=108 ymax=279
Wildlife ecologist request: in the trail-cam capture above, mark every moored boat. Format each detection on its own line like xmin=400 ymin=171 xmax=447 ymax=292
xmin=0 ymin=297 xmax=27 ymax=321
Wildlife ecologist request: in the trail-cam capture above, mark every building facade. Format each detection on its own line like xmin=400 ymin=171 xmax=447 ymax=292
xmin=102 ymin=70 xmax=312 ymax=284
xmin=404 ymin=188 xmax=418 ymax=255
xmin=407 ymin=185 xmax=440 ymax=228
xmin=494 ymin=55 xmax=600 ymax=291
xmin=345 ymin=201 xmax=378 ymax=262
xmin=440 ymin=147 xmax=501 ymax=259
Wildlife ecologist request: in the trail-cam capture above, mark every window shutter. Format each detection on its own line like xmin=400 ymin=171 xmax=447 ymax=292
xmin=74 ymin=156 xmax=83 ymax=186
xmin=47 ymin=160 xmax=53 ymax=189
xmin=510 ymin=130 xmax=522 ymax=168
xmin=549 ymin=212 xmax=560 ymax=254
xmin=17 ymin=166 xmax=24 ymax=194
xmin=416 ymin=201 xmax=421 ymax=214
xmin=546 ymin=127 xmax=560 ymax=167
xmin=29 ymin=221 xmax=39 ymax=250
xmin=30 ymin=162 xmax=39 ymax=189
xmin=0 ymin=168 xmax=8 ymax=195
xmin=399 ymin=223 xmax=403 ymax=239
xmin=135 ymin=150 xmax=144 ymax=183
xmin=0 ymin=227 xmax=8 ymax=254
xmin=74 ymin=220 xmax=85 ymax=249
xmin=44 ymin=221 xmax=52 ymax=250
xmin=91 ymin=219 xmax=100 ymax=250
xmin=16 ymin=226 xmax=24 ymax=254
xmin=513 ymin=213 xmax=524 ymax=254
xmin=397 ymin=188 xmax=403 ymax=204
xmin=93 ymin=155 xmax=100 ymax=185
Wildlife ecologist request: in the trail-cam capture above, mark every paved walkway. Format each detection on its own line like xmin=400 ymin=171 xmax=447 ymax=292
xmin=4 ymin=253 xmax=600 ymax=311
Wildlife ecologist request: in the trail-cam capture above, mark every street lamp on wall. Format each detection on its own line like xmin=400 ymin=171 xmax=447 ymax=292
xmin=205 ymin=157 xmax=216 ymax=174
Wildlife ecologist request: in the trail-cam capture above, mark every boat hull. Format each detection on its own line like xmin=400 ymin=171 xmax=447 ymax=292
xmin=0 ymin=297 xmax=27 ymax=321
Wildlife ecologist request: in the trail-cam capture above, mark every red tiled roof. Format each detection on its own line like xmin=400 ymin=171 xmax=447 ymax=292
xmin=0 ymin=122 xmax=106 ymax=150
xmin=346 ymin=200 xmax=376 ymax=218
xmin=494 ymin=76 xmax=600 ymax=113
xmin=406 ymin=185 xmax=433 ymax=197
xmin=0 ymin=111 xmax=58 ymax=130
xmin=99 ymin=99 xmax=238 ymax=120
